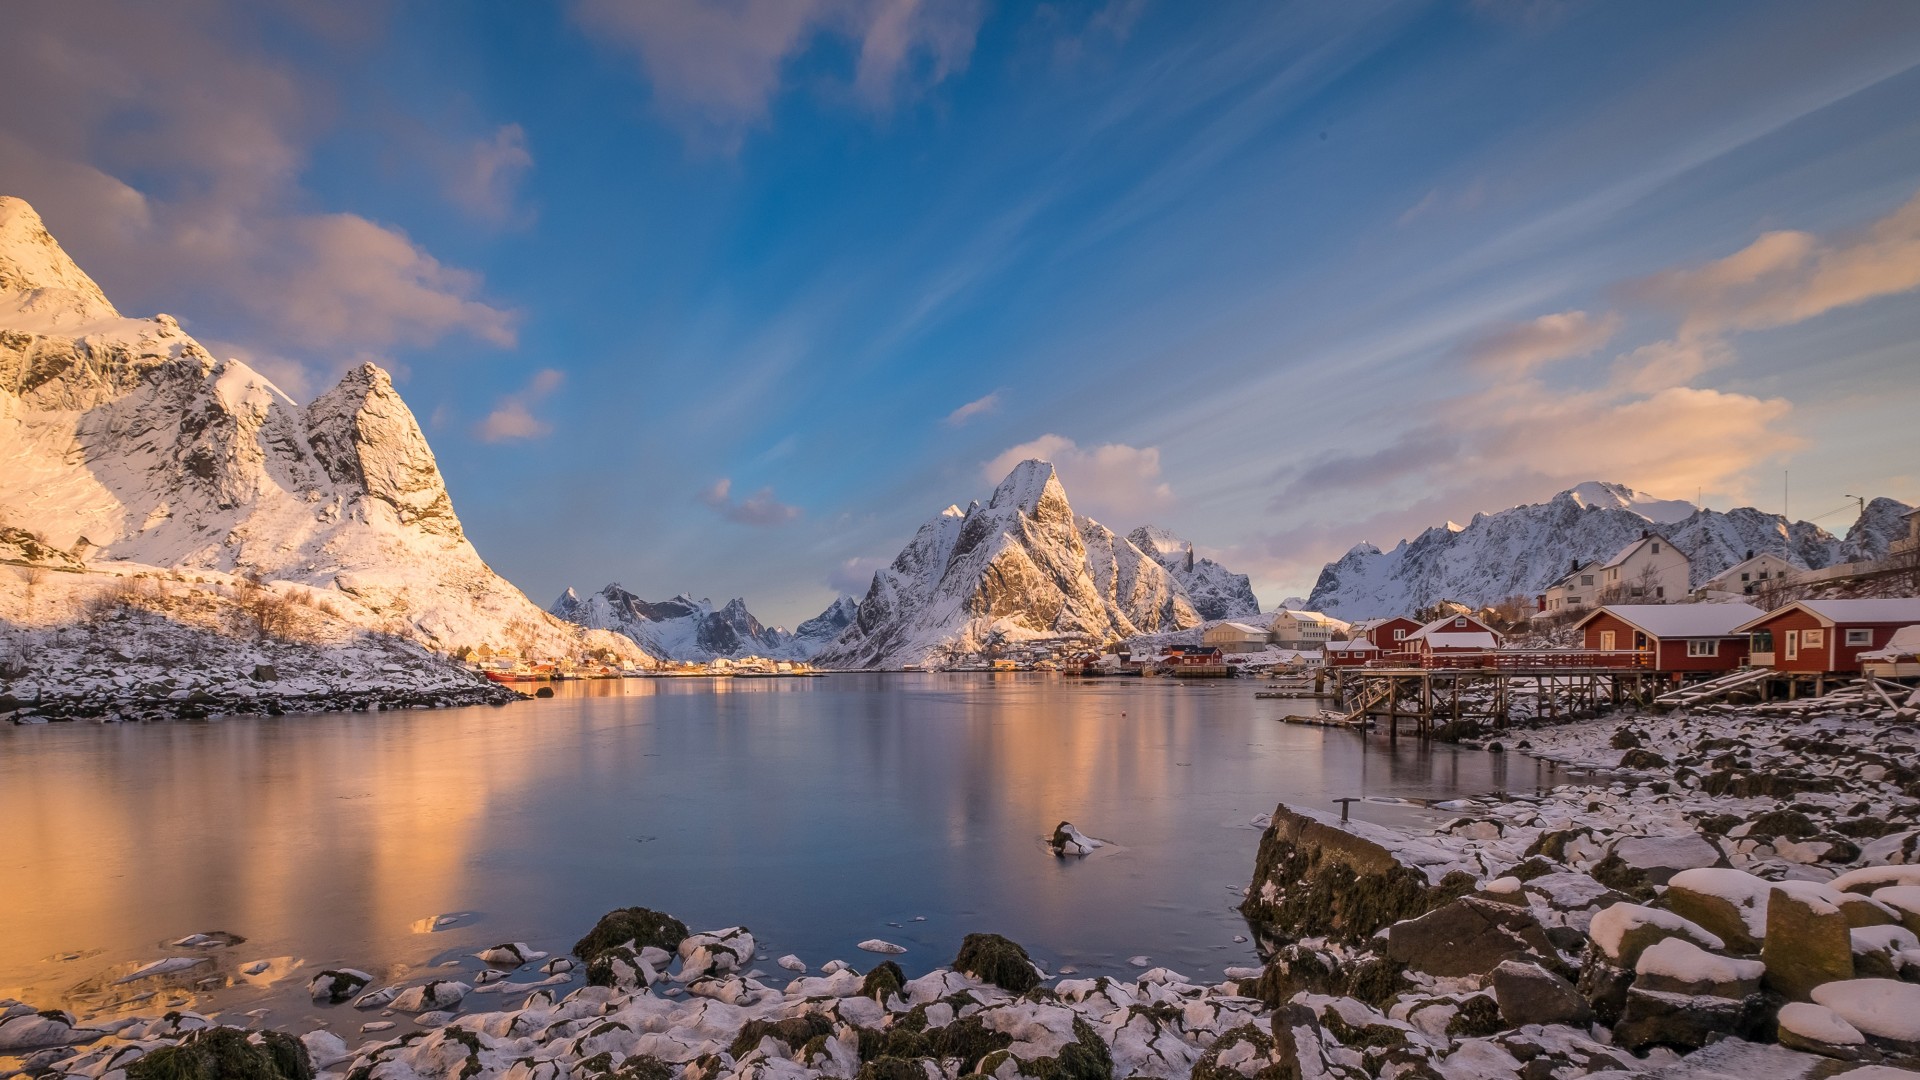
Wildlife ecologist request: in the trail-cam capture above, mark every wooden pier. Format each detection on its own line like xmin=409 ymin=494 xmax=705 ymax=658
xmin=1328 ymin=650 xmax=1658 ymax=740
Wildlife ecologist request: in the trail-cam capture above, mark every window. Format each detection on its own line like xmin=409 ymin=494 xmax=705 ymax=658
xmin=1751 ymin=630 xmax=1773 ymax=652
xmin=1580 ymin=575 xmax=1593 ymax=586
xmin=1454 ymin=617 xmax=1467 ymax=627
xmin=1568 ymin=597 xmax=1583 ymax=606
xmin=1804 ymin=628 xmax=1825 ymax=648
xmin=1652 ymin=542 xmax=1661 ymax=553
xmin=1656 ymin=587 xmax=1665 ymax=598
xmin=1393 ymin=628 xmax=1406 ymax=640
xmin=1845 ymin=628 xmax=1873 ymax=647
xmin=1740 ymin=573 xmax=1751 ymax=582
xmin=1687 ymin=639 xmax=1719 ymax=657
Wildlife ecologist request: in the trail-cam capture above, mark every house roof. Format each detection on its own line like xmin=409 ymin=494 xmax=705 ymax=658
xmin=1571 ymin=602 xmax=1763 ymax=639
xmin=1549 ymin=561 xmax=1596 ymax=588
xmin=1603 ymin=533 xmax=1687 ymax=570
xmin=1699 ymin=552 xmax=1798 ymax=587
xmin=1862 ymin=625 xmax=1920 ymax=661
xmin=1407 ymin=613 xmax=1496 ymax=640
xmin=1325 ymin=639 xmax=1379 ymax=654
xmin=1274 ymin=609 xmax=1337 ymax=625
xmin=1421 ymin=631 xmax=1499 ymax=649
xmin=1734 ymin=598 xmax=1920 ymax=633
xmin=1208 ymin=621 xmax=1269 ymax=635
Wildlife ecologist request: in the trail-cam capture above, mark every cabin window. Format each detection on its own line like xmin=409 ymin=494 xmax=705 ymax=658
xmin=1686 ymin=639 xmax=1719 ymax=657
xmin=1656 ymin=587 xmax=1665 ymax=598
xmin=1804 ymin=629 xmax=1825 ymax=648
xmin=1454 ymin=617 xmax=1467 ymax=627
xmin=1652 ymin=542 xmax=1661 ymax=553
xmin=1750 ymin=630 xmax=1773 ymax=652
xmin=1845 ymin=628 xmax=1872 ymax=647
xmin=1393 ymin=628 xmax=1406 ymax=640
xmin=1740 ymin=573 xmax=1750 ymax=582
xmin=1580 ymin=574 xmax=1593 ymax=585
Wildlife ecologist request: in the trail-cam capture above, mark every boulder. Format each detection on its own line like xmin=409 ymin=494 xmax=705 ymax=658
xmin=572 ymin=907 xmax=689 ymax=963
xmin=1588 ymin=902 xmax=1723 ymax=967
xmin=1849 ymin=925 xmax=1919 ymax=980
xmin=1633 ymin=937 xmax=1763 ymax=998
xmin=953 ymin=933 xmax=1040 ymax=994
xmin=1242 ymin=803 xmax=1473 ymax=944
xmin=1774 ymin=1001 xmax=1869 ymax=1060
xmin=1872 ymin=885 xmax=1920 ymax=935
xmin=1666 ymin=868 xmax=1770 ymax=953
xmin=1383 ymin=896 xmax=1565 ymax=979
xmin=1050 ymin=822 xmax=1101 ymax=857
xmin=1606 ymin=833 xmax=1724 ymax=888
xmin=1489 ymin=961 xmax=1592 ymax=1027
xmin=1612 ymin=987 xmax=1768 ymax=1053
xmin=1762 ymin=887 xmax=1854 ymax=1001
xmin=1811 ymin=979 xmax=1920 ymax=1054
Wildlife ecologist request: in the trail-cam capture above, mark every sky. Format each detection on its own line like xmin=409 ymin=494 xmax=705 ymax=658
xmin=5 ymin=0 xmax=1920 ymax=626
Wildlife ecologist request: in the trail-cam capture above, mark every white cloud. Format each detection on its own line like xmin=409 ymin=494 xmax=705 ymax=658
xmin=700 ymin=478 xmax=803 ymax=526
xmin=943 ymin=390 xmax=1000 ymax=426
xmin=444 ymin=123 xmax=535 ymax=226
xmin=1464 ymin=309 xmax=1620 ymax=374
xmin=983 ymin=434 xmax=1173 ymax=523
xmin=569 ymin=0 xmax=985 ymax=149
xmin=476 ymin=368 xmax=566 ymax=443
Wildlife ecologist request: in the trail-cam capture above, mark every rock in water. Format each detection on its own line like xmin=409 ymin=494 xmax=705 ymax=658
xmin=1050 ymin=821 xmax=1101 ymax=857
xmin=1241 ymin=804 xmax=1474 ymax=943
xmin=856 ymin=939 xmax=907 ymax=955
xmin=1763 ymin=887 xmax=1853 ymax=1001
xmin=953 ymin=933 xmax=1040 ymax=993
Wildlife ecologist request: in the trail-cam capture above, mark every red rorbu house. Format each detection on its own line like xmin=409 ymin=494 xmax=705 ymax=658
xmin=1570 ymin=602 xmax=1761 ymax=678
xmin=1352 ymin=616 xmax=1423 ymax=654
xmin=1403 ymin=613 xmax=1504 ymax=662
xmin=1733 ymin=599 xmax=1920 ymax=677
xmin=1324 ymin=639 xmax=1379 ymax=667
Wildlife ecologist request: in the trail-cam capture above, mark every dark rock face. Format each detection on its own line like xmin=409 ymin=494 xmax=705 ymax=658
xmin=1490 ymin=961 xmax=1593 ymax=1027
xmin=572 ymin=907 xmax=690 ymax=963
xmin=1241 ymin=805 xmax=1474 ymax=944
xmin=1612 ymin=988 xmax=1769 ymax=1053
xmin=1762 ymin=889 xmax=1853 ymax=1001
xmin=952 ymin=933 xmax=1040 ymax=994
xmin=125 ymin=1027 xmax=312 ymax=1080
xmin=1382 ymin=897 xmax=1566 ymax=979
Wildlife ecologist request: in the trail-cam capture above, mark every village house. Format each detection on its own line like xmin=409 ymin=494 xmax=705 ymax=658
xmin=1861 ymin=625 xmax=1920 ymax=679
xmin=1734 ymin=598 xmax=1920 ymax=676
xmin=1323 ymin=638 xmax=1379 ymax=667
xmin=1693 ymin=551 xmax=1800 ymax=600
xmin=1350 ymin=616 xmax=1422 ymax=653
xmin=1403 ymin=612 xmax=1503 ymax=659
xmin=1598 ymin=532 xmax=1691 ymax=603
xmin=1572 ymin=602 xmax=1762 ymax=676
xmin=1268 ymin=609 xmax=1344 ymax=649
xmin=1538 ymin=560 xmax=1603 ymax=617
xmin=1200 ymin=621 xmax=1272 ymax=655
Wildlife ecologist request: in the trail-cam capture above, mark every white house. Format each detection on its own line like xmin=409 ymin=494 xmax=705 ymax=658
xmin=1599 ymin=533 xmax=1690 ymax=603
xmin=1269 ymin=609 xmax=1344 ymax=649
xmin=1201 ymin=621 xmax=1272 ymax=654
xmin=1694 ymin=551 xmax=1799 ymax=600
xmin=1539 ymin=560 xmax=1602 ymax=617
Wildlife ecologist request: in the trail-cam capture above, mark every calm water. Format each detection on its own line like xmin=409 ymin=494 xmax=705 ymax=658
xmin=0 ymin=675 xmax=1532 ymax=1027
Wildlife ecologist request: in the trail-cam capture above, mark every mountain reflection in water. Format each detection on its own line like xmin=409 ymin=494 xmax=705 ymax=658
xmin=0 ymin=674 xmax=1526 ymax=1024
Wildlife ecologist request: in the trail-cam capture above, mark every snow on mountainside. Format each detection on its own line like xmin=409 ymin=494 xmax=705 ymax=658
xmin=550 ymin=585 xmax=855 ymax=661
xmin=0 ymin=195 xmax=646 ymax=667
xmin=815 ymin=460 xmax=1214 ymax=669
xmin=1306 ymin=481 xmax=1914 ymax=620
xmin=1126 ymin=524 xmax=1261 ymax=620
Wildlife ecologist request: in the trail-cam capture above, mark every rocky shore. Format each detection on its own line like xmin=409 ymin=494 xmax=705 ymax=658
xmin=4 ymin=699 xmax=1919 ymax=1080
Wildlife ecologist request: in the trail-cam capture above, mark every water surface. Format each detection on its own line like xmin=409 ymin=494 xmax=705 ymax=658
xmin=0 ymin=674 xmax=1531 ymax=1026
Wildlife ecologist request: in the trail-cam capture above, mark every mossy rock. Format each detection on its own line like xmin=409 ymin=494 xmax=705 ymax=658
xmin=1748 ymin=809 xmax=1817 ymax=840
xmin=1445 ymin=995 xmax=1504 ymax=1038
xmin=127 ymin=1028 xmax=313 ymax=1080
xmin=1317 ymin=1005 xmax=1406 ymax=1051
xmin=856 ymin=1027 xmax=932 ymax=1063
xmin=571 ymin=907 xmax=688 ymax=962
xmin=861 ymin=960 xmax=906 ymax=1001
xmin=1610 ymin=727 xmax=1644 ymax=750
xmin=1588 ymin=853 xmax=1655 ymax=901
xmin=1023 ymin=1017 xmax=1113 ymax=1080
xmin=1190 ymin=1024 xmax=1284 ymax=1080
xmin=1619 ymin=748 xmax=1669 ymax=770
xmin=1242 ymin=806 xmax=1476 ymax=943
xmin=929 ymin=1016 xmax=1012 ymax=1073
xmin=855 ymin=1056 xmax=933 ymax=1080
xmin=729 ymin=1015 xmax=835 ymax=1060
xmin=954 ymin=933 xmax=1040 ymax=994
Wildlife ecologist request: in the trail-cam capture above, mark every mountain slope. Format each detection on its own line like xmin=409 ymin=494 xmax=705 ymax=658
xmin=1305 ymin=482 xmax=1913 ymax=619
xmin=0 ymin=195 xmax=647 ymax=665
xmin=550 ymin=586 xmax=855 ymax=662
xmin=1127 ymin=525 xmax=1261 ymax=620
xmin=815 ymin=460 xmax=1206 ymax=669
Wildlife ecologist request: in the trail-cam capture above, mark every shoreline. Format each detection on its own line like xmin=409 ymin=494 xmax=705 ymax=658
xmin=5 ymin=699 xmax=1917 ymax=1078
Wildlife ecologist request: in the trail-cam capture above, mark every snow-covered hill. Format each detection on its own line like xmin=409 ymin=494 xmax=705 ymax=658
xmin=0 ymin=195 xmax=646 ymax=667
xmin=815 ymin=460 xmax=1214 ymax=669
xmin=549 ymin=585 xmax=854 ymax=662
xmin=1126 ymin=525 xmax=1261 ymax=620
xmin=1306 ymin=481 xmax=1914 ymax=619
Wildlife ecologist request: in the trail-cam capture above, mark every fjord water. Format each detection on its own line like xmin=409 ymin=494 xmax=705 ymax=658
xmin=0 ymin=675 xmax=1524 ymax=1023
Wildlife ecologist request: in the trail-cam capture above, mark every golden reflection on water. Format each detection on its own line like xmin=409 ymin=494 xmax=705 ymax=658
xmin=0 ymin=675 xmax=1523 ymax=1023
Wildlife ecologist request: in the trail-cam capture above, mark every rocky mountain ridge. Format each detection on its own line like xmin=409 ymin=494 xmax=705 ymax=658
xmin=816 ymin=460 xmax=1261 ymax=669
xmin=0 ymin=195 xmax=646 ymax=666
xmin=1307 ymin=481 xmax=1913 ymax=619
xmin=549 ymin=585 xmax=856 ymax=662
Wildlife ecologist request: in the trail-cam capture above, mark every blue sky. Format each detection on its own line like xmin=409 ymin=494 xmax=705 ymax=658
xmin=6 ymin=0 xmax=1920 ymax=625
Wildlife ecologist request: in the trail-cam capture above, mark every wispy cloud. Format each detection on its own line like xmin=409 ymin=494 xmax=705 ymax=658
xmin=1464 ymin=309 xmax=1620 ymax=374
xmin=477 ymin=368 xmax=565 ymax=442
xmin=983 ymin=434 xmax=1172 ymax=523
xmin=700 ymin=478 xmax=803 ymax=526
xmin=944 ymin=390 xmax=1001 ymax=426
xmin=443 ymin=123 xmax=535 ymax=227
xmin=570 ymin=0 xmax=986 ymax=150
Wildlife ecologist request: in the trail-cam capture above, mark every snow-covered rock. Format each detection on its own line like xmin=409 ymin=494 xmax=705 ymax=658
xmin=550 ymin=586 xmax=852 ymax=662
xmin=1126 ymin=525 xmax=1260 ymax=620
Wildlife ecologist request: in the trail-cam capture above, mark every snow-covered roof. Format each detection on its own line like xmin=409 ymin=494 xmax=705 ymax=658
xmin=1603 ymin=533 xmax=1686 ymax=569
xmin=1421 ymin=631 xmax=1499 ymax=650
xmin=1272 ymin=608 xmax=1338 ymax=625
xmin=1407 ymin=613 xmax=1496 ymax=640
xmin=1862 ymin=625 xmax=1920 ymax=661
xmin=1699 ymin=552 xmax=1797 ymax=586
xmin=1737 ymin=598 xmax=1920 ymax=631
xmin=1574 ymin=602 xmax=1763 ymax=639
xmin=1207 ymin=621 xmax=1269 ymax=635
xmin=1325 ymin=639 xmax=1378 ymax=654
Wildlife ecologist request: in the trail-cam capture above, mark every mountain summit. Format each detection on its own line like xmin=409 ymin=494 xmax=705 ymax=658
xmin=0 ymin=196 xmax=643 ymax=663
xmin=815 ymin=459 xmax=1254 ymax=669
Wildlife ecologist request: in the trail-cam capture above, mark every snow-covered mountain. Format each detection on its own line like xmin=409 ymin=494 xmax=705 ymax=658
xmin=1126 ymin=524 xmax=1261 ymax=620
xmin=1306 ymin=481 xmax=1914 ymax=619
xmin=815 ymin=460 xmax=1211 ymax=669
xmin=0 ymin=195 xmax=645 ymax=664
xmin=549 ymin=585 xmax=855 ymax=661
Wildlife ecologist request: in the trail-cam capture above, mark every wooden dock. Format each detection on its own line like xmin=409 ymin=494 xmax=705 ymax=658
xmin=1329 ymin=651 xmax=1660 ymax=740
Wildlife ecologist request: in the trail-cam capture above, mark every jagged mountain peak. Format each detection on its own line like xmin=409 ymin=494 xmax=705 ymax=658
xmin=1558 ymin=481 xmax=1697 ymax=525
xmin=0 ymin=196 xmax=118 ymax=322
xmin=987 ymin=459 xmax=1070 ymax=519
